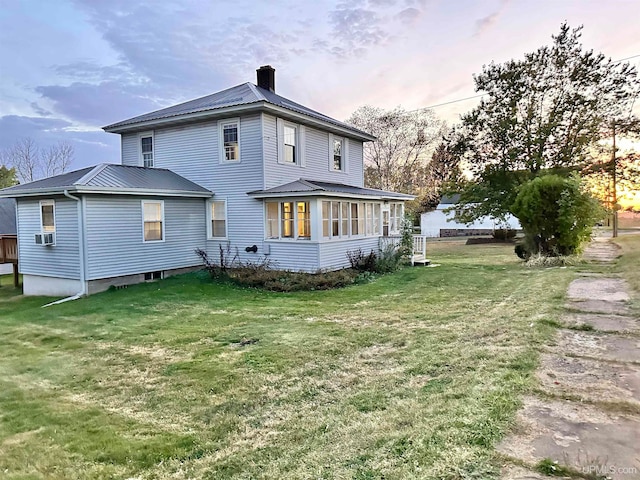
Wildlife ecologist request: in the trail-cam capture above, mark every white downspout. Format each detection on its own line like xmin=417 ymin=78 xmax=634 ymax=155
xmin=42 ymin=190 xmax=86 ymax=307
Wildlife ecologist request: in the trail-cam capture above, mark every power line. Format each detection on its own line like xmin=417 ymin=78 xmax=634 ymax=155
xmin=411 ymin=52 xmax=640 ymax=113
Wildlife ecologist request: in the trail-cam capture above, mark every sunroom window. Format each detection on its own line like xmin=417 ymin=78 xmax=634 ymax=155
xmin=266 ymin=200 xmax=311 ymax=240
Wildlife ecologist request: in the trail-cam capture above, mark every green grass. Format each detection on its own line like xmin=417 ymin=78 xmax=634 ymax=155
xmin=613 ymin=233 xmax=640 ymax=297
xmin=0 ymin=242 xmax=576 ymax=479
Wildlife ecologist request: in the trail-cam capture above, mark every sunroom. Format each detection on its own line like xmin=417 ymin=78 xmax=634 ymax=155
xmin=248 ymin=179 xmax=414 ymax=271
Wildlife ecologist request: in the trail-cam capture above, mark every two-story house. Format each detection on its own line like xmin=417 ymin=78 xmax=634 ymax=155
xmin=0 ymin=66 xmax=413 ymax=296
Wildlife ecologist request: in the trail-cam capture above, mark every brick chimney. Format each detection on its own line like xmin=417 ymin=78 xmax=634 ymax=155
xmin=256 ymin=65 xmax=275 ymax=93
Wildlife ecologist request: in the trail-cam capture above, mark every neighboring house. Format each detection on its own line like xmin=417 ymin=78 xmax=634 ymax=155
xmin=421 ymin=195 xmax=520 ymax=237
xmin=0 ymin=66 xmax=413 ymax=296
xmin=0 ymin=198 xmax=17 ymax=276
xmin=0 ymin=198 xmax=16 ymax=235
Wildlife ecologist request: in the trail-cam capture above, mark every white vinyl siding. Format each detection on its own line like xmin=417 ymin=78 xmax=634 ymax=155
xmin=17 ymin=198 xmax=80 ymax=279
xmin=264 ymin=114 xmax=364 ymax=188
xmin=84 ymin=196 xmax=206 ymax=280
xmin=318 ymin=236 xmax=380 ymax=271
xmin=121 ymin=133 xmax=138 ymax=166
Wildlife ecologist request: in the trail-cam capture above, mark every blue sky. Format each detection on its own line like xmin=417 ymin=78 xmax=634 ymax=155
xmin=1 ymin=0 xmax=639 ymax=171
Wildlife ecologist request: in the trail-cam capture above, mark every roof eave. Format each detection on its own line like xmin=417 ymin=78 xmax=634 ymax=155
xmin=247 ymin=191 xmax=413 ymax=200
xmin=0 ymin=186 xmax=213 ymax=198
xmin=103 ymin=102 xmax=266 ymax=133
xmin=103 ymin=101 xmax=376 ymax=141
xmin=261 ymin=104 xmax=376 ymax=142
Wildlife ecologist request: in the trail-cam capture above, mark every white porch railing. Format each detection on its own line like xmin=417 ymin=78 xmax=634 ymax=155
xmin=378 ymin=235 xmax=429 ymax=266
xmin=411 ymin=235 xmax=428 ymax=266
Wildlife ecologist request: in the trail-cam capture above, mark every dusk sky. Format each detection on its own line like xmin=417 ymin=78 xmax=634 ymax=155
xmin=1 ymin=0 xmax=639 ymax=172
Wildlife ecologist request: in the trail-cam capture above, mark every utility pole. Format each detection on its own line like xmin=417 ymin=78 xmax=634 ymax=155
xmin=611 ymin=122 xmax=618 ymax=238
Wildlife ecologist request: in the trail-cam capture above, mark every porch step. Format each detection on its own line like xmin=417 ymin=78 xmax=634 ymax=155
xmin=412 ymin=255 xmax=431 ymax=266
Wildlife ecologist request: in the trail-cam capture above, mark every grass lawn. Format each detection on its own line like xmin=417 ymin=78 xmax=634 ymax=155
xmin=0 ymin=242 xmax=576 ymax=479
xmin=613 ymin=232 xmax=640 ymax=300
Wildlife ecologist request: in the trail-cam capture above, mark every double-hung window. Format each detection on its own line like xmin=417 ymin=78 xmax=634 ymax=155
xmin=333 ymin=139 xmax=343 ymax=171
xmin=328 ymin=135 xmax=347 ymax=172
xmin=220 ymin=118 xmax=240 ymax=162
xmin=209 ymin=200 xmax=227 ymax=238
xmin=142 ymin=201 xmax=164 ymax=242
xmin=40 ymin=200 xmax=55 ymax=233
xmin=283 ymin=125 xmax=297 ymax=164
xmin=140 ymin=134 xmax=153 ymax=168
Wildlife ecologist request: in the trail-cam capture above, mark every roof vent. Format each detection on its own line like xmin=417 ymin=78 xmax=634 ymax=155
xmin=256 ymin=65 xmax=275 ymax=93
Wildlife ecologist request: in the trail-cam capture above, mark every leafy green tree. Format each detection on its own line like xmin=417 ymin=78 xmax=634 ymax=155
xmin=512 ymin=174 xmax=604 ymax=256
xmin=453 ymin=23 xmax=639 ymax=223
xmin=0 ymin=165 xmax=18 ymax=189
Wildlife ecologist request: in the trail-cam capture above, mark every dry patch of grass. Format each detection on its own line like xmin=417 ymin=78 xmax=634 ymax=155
xmin=0 ymin=242 xmax=575 ymax=479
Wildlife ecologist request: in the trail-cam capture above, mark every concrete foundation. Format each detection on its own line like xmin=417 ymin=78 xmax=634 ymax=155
xmin=22 ymin=265 xmax=202 ymax=297
xmin=23 ymin=274 xmax=83 ymax=296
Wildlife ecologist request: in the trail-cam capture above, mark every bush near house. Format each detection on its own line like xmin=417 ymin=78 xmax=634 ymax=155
xmin=511 ymin=174 xmax=604 ymax=258
xmin=195 ymin=247 xmax=360 ymax=291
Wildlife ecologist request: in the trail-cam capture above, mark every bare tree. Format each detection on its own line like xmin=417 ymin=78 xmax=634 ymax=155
xmin=346 ymin=106 xmax=446 ymax=193
xmin=42 ymin=142 xmax=73 ymax=178
xmin=2 ymin=138 xmax=73 ymax=183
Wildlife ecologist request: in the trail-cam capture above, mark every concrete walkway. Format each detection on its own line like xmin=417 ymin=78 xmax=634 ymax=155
xmin=499 ymin=236 xmax=640 ymax=479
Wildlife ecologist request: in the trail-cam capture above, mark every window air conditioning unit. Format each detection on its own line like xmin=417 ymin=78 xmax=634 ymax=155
xmin=35 ymin=233 xmax=55 ymax=245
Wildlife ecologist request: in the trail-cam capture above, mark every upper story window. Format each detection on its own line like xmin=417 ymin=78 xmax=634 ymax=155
xmin=277 ymin=118 xmax=305 ymax=166
xmin=142 ymin=200 xmax=164 ymax=242
xmin=209 ymin=200 xmax=227 ymax=238
xmin=140 ymin=133 xmax=154 ymax=168
xmin=220 ymin=118 xmax=240 ymax=162
xmin=328 ymin=135 xmax=347 ymax=172
xmin=333 ymin=139 xmax=343 ymax=171
xmin=40 ymin=200 xmax=55 ymax=233
xmin=283 ymin=125 xmax=296 ymax=163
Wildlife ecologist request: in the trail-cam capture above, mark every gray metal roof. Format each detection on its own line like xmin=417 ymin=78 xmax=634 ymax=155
xmin=0 ymin=198 xmax=16 ymax=235
xmin=103 ymin=83 xmax=375 ymax=141
xmin=439 ymin=194 xmax=461 ymax=205
xmin=0 ymin=164 xmax=212 ymax=198
xmin=248 ymin=179 xmax=414 ymax=200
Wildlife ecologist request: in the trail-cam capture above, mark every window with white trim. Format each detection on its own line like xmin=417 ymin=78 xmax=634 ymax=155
xmin=351 ymin=202 xmax=359 ymax=235
xmin=266 ymin=202 xmax=279 ymax=239
xmin=321 ymin=200 xmax=389 ymax=240
xmin=209 ymin=200 xmax=227 ymax=238
xmin=219 ymin=118 xmax=240 ymax=162
xmin=142 ymin=201 xmax=164 ymax=242
xmin=266 ymin=200 xmax=311 ymax=240
xmin=333 ymin=138 xmax=343 ymax=171
xmin=389 ymin=202 xmax=404 ymax=235
xmin=140 ymin=133 xmax=153 ymax=168
xmin=322 ymin=201 xmax=352 ymax=239
xmin=40 ymin=200 xmax=55 ymax=233
xmin=283 ymin=125 xmax=297 ymax=163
